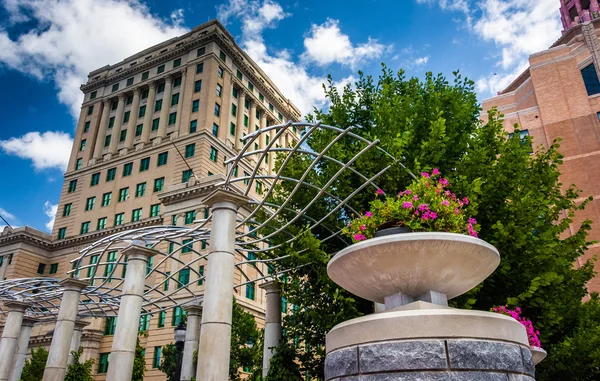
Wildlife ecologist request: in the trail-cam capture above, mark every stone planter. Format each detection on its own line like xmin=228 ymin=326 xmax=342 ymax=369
xmin=328 ymin=232 xmax=500 ymax=305
xmin=531 ymin=346 xmax=547 ymax=365
xmin=374 ymin=226 xmax=410 ymax=237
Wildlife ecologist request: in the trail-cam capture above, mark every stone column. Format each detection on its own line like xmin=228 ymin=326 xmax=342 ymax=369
xmin=0 ymin=301 xmax=30 ymax=381
xmin=105 ymin=245 xmax=156 ymax=381
xmin=8 ymin=317 xmax=38 ymax=381
xmin=268 ymin=124 xmax=276 ymax=174
xmin=67 ymin=320 xmax=90 ymax=365
xmin=249 ymin=100 xmax=257 ymax=133
xmin=42 ymin=279 xmax=88 ymax=381
xmin=196 ymin=189 xmax=250 ymax=381
xmin=259 ymin=111 xmax=267 ymax=148
xmin=93 ymin=99 xmax=111 ymax=159
xmin=141 ymin=82 xmax=156 ymax=145
xmin=157 ymin=76 xmax=173 ymax=139
xmin=181 ymin=305 xmax=202 ymax=381
xmin=124 ymin=87 xmax=141 ymax=150
xmin=235 ymin=90 xmax=246 ymax=150
xmin=108 ymin=94 xmax=126 ymax=154
xmin=176 ymin=68 xmax=188 ymax=135
xmin=259 ymin=281 xmax=282 ymax=378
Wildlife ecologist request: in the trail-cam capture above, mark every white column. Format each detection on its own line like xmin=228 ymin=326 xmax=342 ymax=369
xmin=67 ymin=320 xmax=90 ymax=365
xmin=176 ymin=68 xmax=188 ymax=135
xmin=157 ymin=76 xmax=173 ymax=139
xmin=259 ymin=281 xmax=282 ymax=378
xmin=0 ymin=301 xmax=30 ymax=381
xmin=141 ymin=82 xmax=156 ymax=145
xmin=42 ymin=279 xmax=88 ymax=381
xmin=196 ymin=189 xmax=249 ymax=381
xmin=93 ymin=99 xmax=111 ymax=159
xmin=249 ymin=100 xmax=257 ymax=134
xmin=105 ymin=245 xmax=156 ymax=381
xmin=235 ymin=90 xmax=246 ymax=150
xmin=124 ymin=87 xmax=141 ymax=150
xmin=259 ymin=111 xmax=267 ymax=171
xmin=108 ymin=94 xmax=126 ymax=154
xmin=8 ymin=317 xmax=38 ymax=381
xmin=181 ymin=305 xmax=202 ymax=381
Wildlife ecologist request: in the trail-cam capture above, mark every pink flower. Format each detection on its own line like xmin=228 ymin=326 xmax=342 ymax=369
xmin=468 ymin=218 xmax=477 ymax=225
xmin=422 ymin=214 xmax=430 ymax=221
xmin=413 ymin=196 xmax=419 ymax=201
xmin=402 ymin=202 xmax=413 ymax=209
xmin=405 ymin=190 xmax=413 ymax=195
xmin=435 ymin=188 xmax=441 ymax=194
xmin=421 ymin=172 xmax=430 ymax=178
xmin=418 ymin=203 xmax=429 ymax=211
xmin=439 ymin=178 xmax=449 ymax=186
xmin=463 ymin=197 xmax=469 ymax=205
xmin=454 ymin=208 xmax=460 ymax=215
xmin=354 ymin=234 xmax=367 ymax=241
xmin=441 ymin=200 xmax=449 ymax=206
xmin=432 ymin=168 xmax=440 ymax=175
xmin=425 ymin=182 xmax=430 ymax=187
xmin=429 ymin=212 xmax=437 ymax=219
xmin=445 ymin=190 xmax=451 ymax=196
xmin=365 ymin=211 xmax=373 ymax=218
xmin=360 ymin=225 xmax=366 ymax=231
xmin=376 ymin=188 xmax=384 ymax=195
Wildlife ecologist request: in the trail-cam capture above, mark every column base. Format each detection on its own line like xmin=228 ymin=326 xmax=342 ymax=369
xmin=325 ymin=305 xmax=536 ymax=381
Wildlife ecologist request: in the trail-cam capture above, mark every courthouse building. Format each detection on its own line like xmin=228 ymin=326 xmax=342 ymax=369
xmin=0 ymin=19 xmax=300 ymax=380
xmin=481 ymin=1 xmax=600 ymax=291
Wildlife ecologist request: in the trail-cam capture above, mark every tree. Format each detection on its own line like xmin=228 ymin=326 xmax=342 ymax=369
xmin=230 ymin=298 xmax=262 ymax=380
xmin=20 ymin=346 xmax=48 ymax=381
xmin=158 ymin=343 xmax=178 ymax=381
xmin=64 ymin=347 xmax=94 ymax=381
xmin=131 ymin=334 xmax=146 ymax=381
xmin=264 ymin=342 xmax=303 ymax=381
xmin=266 ymin=66 xmax=597 ymax=380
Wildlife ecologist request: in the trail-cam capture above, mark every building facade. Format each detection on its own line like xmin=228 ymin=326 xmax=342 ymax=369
xmin=481 ymin=14 xmax=600 ymax=291
xmin=0 ymin=19 xmax=300 ymax=380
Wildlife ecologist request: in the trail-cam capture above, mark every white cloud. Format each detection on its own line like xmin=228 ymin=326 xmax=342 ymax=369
xmin=415 ymin=56 xmax=430 ymax=66
xmin=416 ymin=0 xmax=472 ymax=25
xmin=0 ymin=0 xmax=187 ymax=118
xmin=303 ymin=18 xmax=389 ymax=68
xmin=0 ymin=131 xmax=73 ymax=171
xmin=0 ymin=208 xmax=16 ymax=222
xmin=476 ymin=60 xmax=529 ymax=95
xmin=43 ymin=201 xmax=57 ymax=232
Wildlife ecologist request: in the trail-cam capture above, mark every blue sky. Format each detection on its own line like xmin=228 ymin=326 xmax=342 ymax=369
xmin=0 ymin=0 xmax=561 ymax=232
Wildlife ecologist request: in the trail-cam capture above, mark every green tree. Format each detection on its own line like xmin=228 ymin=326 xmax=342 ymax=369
xmin=230 ymin=298 xmax=262 ymax=380
xmin=265 ymin=342 xmax=303 ymax=381
xmin=20 ymin=346 xmax=48 ymax=381
xmin=131 ymin=334 xmax=146 ymax=381
xmin=64 ymin=347 xmax=94 ymax=381
xmin=158 ymin=343 xmax=178 ymax=381
xmin=266 ymin=66 xmax=597 ymax=380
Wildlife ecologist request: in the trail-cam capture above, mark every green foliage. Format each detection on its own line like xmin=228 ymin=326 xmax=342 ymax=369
xmin=267 ymin=65 xmax=597 ymax=380
xmin=64 ymin=347 xmax=94 ymax=381
xmin=230 ymin=298 xmax=262 ymax=380
xmin=265 ymin=342 xmax=303 ymax=381
xmin=20 ymin=347 xmax=48 ymax=381
xmin=131 ymin=334 xmax=146 ymax=381
xmin=158 ymin=343 xmax=178 ymax=381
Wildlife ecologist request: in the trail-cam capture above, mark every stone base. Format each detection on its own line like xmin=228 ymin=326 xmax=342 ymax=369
xmin=325 ymin=306 xmax=535 ymax=381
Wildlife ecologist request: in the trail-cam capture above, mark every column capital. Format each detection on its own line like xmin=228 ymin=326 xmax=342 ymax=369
xmin=122 ymin=244 xmax=157 ymax=261
xmin=183 ymin=304 xmax=203 ymax=316
xmin=103 ymin=99 xmax=112 ymax=107
xmin=165 ymin=75 xmax=173 ymax=83
xmin=202 ymin=188 xmax=250 ymax=209
xmin=4 ymin=301 xmax=31 ymax=313
xmin=21 ymin=316 xmax=40 ymax=327
xmin=117 ymin=93 xmax=126 ymax=101
xmin=133 ymin=87 xmax=141 ymax=96
xmin=239 ymin=89 xmax=247 ymax=99
xmin=180 ymin=68 xmax=188 ymax=76
xmin=249 ymin=99 xmax=256 ymax=109
xmin=149 ymin=81 xmax=157 ymax=89
xmin=259 ymin=280 xmax=280 ymax=293
xmin=74 ymin=319 xmax=90 ymax=330
xmin=59 ymin=278 xmax=89 ymax=292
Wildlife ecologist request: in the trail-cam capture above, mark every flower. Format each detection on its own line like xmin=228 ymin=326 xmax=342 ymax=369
xmin=402 ymin=202 xmax=413 ymax=209
xmin=468 ymin=218 xmax=477 ymax=225
xmin=421 ymin=172 xmax=430 ymax=178
xmin=432 ymin=168 xmax=440 ymax=175
xmin=454 ymin=208 xmax=460 ymax=215
xmin=376 ymin=188 xmax=384 ymax=195
xmin=354 ymin=233 xmax=367 ymax=241
xmin=429 ymin=212 xmax=437 ymax=219
xmin=441 ymin=200 xmax=449 ymax=206
xmin=439 ymin=178 xmax=449 ymax=186
xmin=413 ymin=196 xmax=419 ymax=201
xmin=492 ymin=306 xmax=541 ymax=348
xmin=365 ymin=211 xmax=373 ymax=218
xmin=418 ymin=203 xmax=429 ymax=211
xmin=360 ymin=225 xmax=366 ymax=231
xmin=463 ymin=197 xmax=469 ymax=205
xmin=405 ymin=190 xmax=413 ymax=195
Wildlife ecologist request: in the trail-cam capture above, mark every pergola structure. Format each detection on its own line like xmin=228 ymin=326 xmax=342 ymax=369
xmin=0 ymin=122 xmax=415 ymax=381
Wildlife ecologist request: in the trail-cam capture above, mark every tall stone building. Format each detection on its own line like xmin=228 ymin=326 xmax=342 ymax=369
xmin=0 ymin=19 xmax=300 ymax=380
xmin=481 ymin=3 xmax=600 ymax=291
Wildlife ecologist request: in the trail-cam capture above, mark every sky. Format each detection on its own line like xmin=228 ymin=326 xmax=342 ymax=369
xmin=0 ymin=0 xmax=563 ymax=233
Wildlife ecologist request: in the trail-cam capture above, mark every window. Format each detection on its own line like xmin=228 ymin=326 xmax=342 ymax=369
xmin=185 ymin=143 xmax=195 ymax=158
xmin=157 ymin=64 xmax=165 ymax=74
xmin=158 ymin=83 xmax=165 ymax=93
xmin=97 ymin=217 xmax=107 ymax=230
xmin=248 ymin=82 xmax=254 ymax=92
xmin=279 ymin=112 xmax=283 ymax=121
xmin=178 ymin=268 xmax=190 ymax=288
xmin=197 ymin=47 xmax=205 ymax=56
xmin=244 ymin=171 xmax=250 ymax=185
xmin=246 ymin=282 xmax=255 ymax=300
xmin=173 ymin=58 xmax=181 ymax=67
xmin=259 ymin=92 xmax=264 ymax=102
xmin=182 ymin=169 xmax=193 ymax=183
xmin=154 ymin=177 xmax=165 ymax=192
xmin=119 ymin=129 xmax=127 ymax=143
xmin=123 ymin=162 xmax=133 ymax=176
xmin=201 ymin=240 xmax=208 ymax=250
xmin=198 ymin=265 xmax=205 ymax=285
xmin=230 ymin=122 xmax=236 ymax=136
xmin=194 ymin=80 xmax=202 ymax=92
xmin=90 ymin=91 xmax=97 ymax=100
xmin=164 ymin=271 xmax=170 ymax=291
xmin=142 ymin=89 xmax=149 ymax=99
xmin=152 ymin=118 xmax=160 ymax=131
xmin=174 ymin=77 xmax=182 ymax=87
xmin=142 ymin=71 xmax=149 ymax=80
xmin=101 ymin=192 xmax=112 ymax=207
xmin=98 ymin=353 xmax=110 ymax=373
xmin=104 ymin=317 xmax=117 ymax=335
xmin=212 ymin=123 xmax=219 ymax=137
xmin=582 ymin=63 xmax=600 ymax=96
xmin=140 ymin=157 xmax=150 ymax=172
xmin=135 ymin=182 xmax=146 ymax=197
xmin=104 ymin=135 xmax=111 ymax=148
xmin=80 ymin=221 xmax=90 ymax=234
xmin=158 ymin=311 xmax=167 ymax=327
xmin=114 ymin=213 xmax=124 ymax=226
xmin=220 ymin=50 xmax=226 ymax=61
xmin=244 ymin=99 xmax=249 ymax=109
xmin=108 ymin=117 xmax=115 ymax=129
xmin=135 ymin=124 xmax=143 ymax=137
xmin=85 ymin=197 xmax=95 ymax=211
xmin=210 ymin=146 xmax=218 ymax=162
xmin=132 ymin=208 xmax=142 ymax=222
xmin=49 ymin=263 xmax=58 ymax=274
xmin=57 ymin=227 xmax=66 ymax=240
xmin=184 ymin=209 xmax=196 ymax=225
xmin=63 ymin=203 xmax=72 ymax=217
xmin=153 ymin=346 xmax=162 ymax=368
xmin=196 ymin=62 xmax=204 ymax=73
xmin=218 ymin=66 xmax=223 ymax=78
xmin=244 ymin=115 xmax=248 ymax=127
xmin=155 ymin=99 xmax=162 ymax=112
xmin=104 ymin=251 xmax=117 ymax=283
xmin=79 ymin=139 xmax=86 ymax=151
xmin=118 ymin=187 xmax=129 ymax=202
xmin=36 ymin=263 xmax=46 ymax=275
xmin=75 ymin=158 xmax=82 ymax=170
xmin=84 ymin=121 xmax=90 ymax=133
xmin=126 ymin=96 xmax=133 ymax=107
xmin=214 ymin=103 xmax=221 ymax=116
xmin=126 ymin=77 xmax=134 ymax=86
xmin=139 ymin=314 xmax=150 ymax=332
xmin=231 ymin=103 xmax=237 ymax=116
xmin=112 ymin=102 xmax=118 ymax=111
xmin=112 ymin=84 xmax=119 ymax=92
xmin=157 ymin=152 xmax=168 ymax=166
xmin=172 ymin=306 xmax=186 ymax=326
xmin=190 ymin=120 xmax=197 ymax=133
xmin=138 ymin=105 xmax=146 ymax=118
xmin=233 ymin=87 xmax=238 ymax=98
xmin=237 ymin=69 xmax=243 ymax=80
xmin=192 ymin=100 xmax=199 ymax=112
xmin=216 ymin=84 xmax=222 ymax=97
xmin=150 ymin=204 xmax=161 ymax=217
xmin=168 ymin=112 xmax=177 ymax=125
xmin=233 ymin=166 xmax=238 ymax=177
xmin=256 ymin=181 xmax=263 ymax=194
xmin=269 ymin=103 xmax=274 ymax=112
xmin=171 ymin=93 xmax=179 ymax=106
